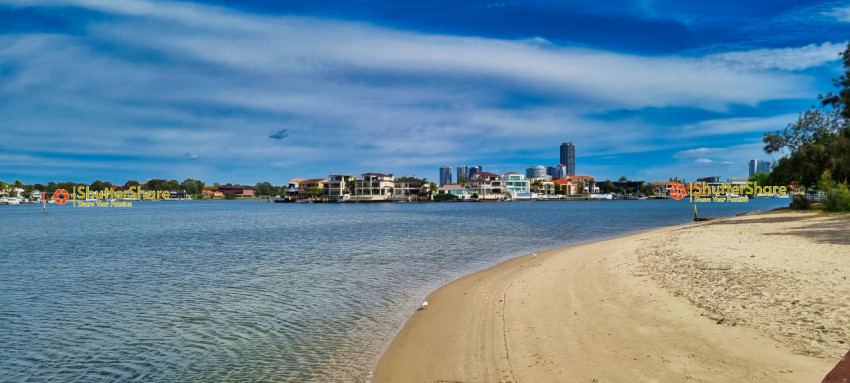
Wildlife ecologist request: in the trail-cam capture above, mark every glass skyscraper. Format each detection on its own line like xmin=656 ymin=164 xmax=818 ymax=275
xmin=439 ymin=166 xmax=452 ymax=186
xmin=559 ymin=142 xmax=575 ymax=176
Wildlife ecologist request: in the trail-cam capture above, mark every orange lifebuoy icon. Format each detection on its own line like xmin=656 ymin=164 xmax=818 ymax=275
xmin=670 ymin=184 xmax=686 ymax=200
xmin=53 ymin=189 xmax=69 ymax=204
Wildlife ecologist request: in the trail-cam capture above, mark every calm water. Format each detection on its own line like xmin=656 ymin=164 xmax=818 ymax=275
xmin=0 ymin=198 xmax=788 ymax=382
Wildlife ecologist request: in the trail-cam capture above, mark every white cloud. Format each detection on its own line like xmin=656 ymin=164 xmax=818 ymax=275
xmin=678 ymin=114 xmax=799 ymax=137
xmin=824 ymin=6 xmax=850 ymax=23
xmin=673 ymin=148 xmax=725 ymax=159
xmin=0 ymin=0 xmax=836 ymax=183
xmin=705 ymin=42 xmax=846 ymax=71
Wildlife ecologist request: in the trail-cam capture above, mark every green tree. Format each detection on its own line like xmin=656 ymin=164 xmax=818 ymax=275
xmin=253 ymin=181 xmax=275 ymax=197
xmin=429 ymin=181 xmax=437 ymax=196
xmin=641 ymin=183 xmax=655 ymax=196
xmin=181 ymin=178 xmax=204 ymax=194
xmin=124 ymin=180 xmax=140 ymax=190
xmin=576 ymin=181 xmax=586 ymax=195
xmin=346 ymin=178 xmax=357 ymax=195
xmin=820 ymin=42 xmax=850 ymax=119
xmin=90 ymin=179 xmax=106 ymax=191
xmin=433 ymin=193 xmax=458 ymax=201
xmin=457 ymin=176 xmax=469 ymax=187
xmin=530 ymin=179 xmax=543 ymax=193
xmin=818 ymin=171 xmax=850 ymax=211
xmin=222 ymin=191 xmax=237 ymax=200
xmin=747 ymin=172 xmax=771 ymax=193
xmin=307 ymin=187 xmax=323 ymax=200
xmin=765 ymin=43 xmax=850 ymax=189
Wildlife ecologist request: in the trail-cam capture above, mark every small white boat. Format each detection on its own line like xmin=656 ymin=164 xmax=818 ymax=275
xmin=2 ymin=197 xmax=20 ymax=205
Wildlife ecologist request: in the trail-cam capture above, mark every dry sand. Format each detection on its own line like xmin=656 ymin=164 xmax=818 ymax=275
xmin=374 ymin=210 xmax=849 ymax=382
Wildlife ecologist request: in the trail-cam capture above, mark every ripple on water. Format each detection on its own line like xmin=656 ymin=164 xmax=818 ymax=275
xmin=0 ymin=199 xmax=789 ymax=381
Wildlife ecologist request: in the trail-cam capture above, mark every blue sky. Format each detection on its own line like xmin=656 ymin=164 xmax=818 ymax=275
xmin=1 ymin=0 xmax=849 ymax=185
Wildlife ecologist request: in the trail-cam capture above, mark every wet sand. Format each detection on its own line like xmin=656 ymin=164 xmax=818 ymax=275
xmin=375 ymin=210 xmax=848 ymax=382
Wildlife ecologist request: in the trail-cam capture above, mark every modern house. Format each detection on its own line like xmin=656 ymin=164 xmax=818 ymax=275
xmin=325 ymin=174 xmax=356 ymax=201
xmin=393 ymin=177 xmax=427 ymax=200
xmin=353 ymin=173 xmax=395 ymax=200
xmin=436 ymin=184 xmax=471 ymax=199
xmin=502 ymin=172 xmax=530 ymax=199
xmin=650 ymin=181 xmax=683 ymax=197
xmin=466 ymin=172 xmax=503 ymax=199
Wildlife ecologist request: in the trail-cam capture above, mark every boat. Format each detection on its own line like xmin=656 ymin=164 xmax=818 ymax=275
xmin=1 ymin=197 xmax=20 ymax=205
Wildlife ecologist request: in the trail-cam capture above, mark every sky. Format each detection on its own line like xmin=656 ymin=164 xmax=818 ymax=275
xmin=1 ymin=0 xmax=849 ymax=185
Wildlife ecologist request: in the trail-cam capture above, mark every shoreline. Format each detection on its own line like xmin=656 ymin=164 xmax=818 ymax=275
xmin=374 ymin=210 xmax=846 ymax=382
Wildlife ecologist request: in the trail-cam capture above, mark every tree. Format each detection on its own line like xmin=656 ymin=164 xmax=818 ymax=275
xmin=575 ymin=181 xmax=586 ymax=195
xmin=618 ymin=175 xmax=629 ymax=183
xmin=530 ymin=179 xmax=543 ymax=193
xmin=765 ymin=43 xmax=850 ymax=189
xmin=429 ymin=182 xmax=437 ymax=196
xmin=605 ymin=180 xmax=615 ymax=194
xmin=747 ymin=172 xmax=771 ymax=193
xmin=641 ymin=183 xmax=655 ymax=196
xmin=587 ymin=179 xmax=596 ymax=194
xmin=90 ymin=179 xmax=106 ymax=191
xmin=346 ymin=178 xmax=357 ymax=195
xmin=253 ymin=181 xmax=275 ymax=197
xmin=307 ymin=187 xmax=323 ymax=200
xmin=820 ymin=42 xmax=850 ymax=119
xmin=433 ymin=193 xmax=458 ymax=201
xmin=181 ymin=178 xmax=204 ymax=195
xmin=124 ymin=180 xmax=140 ymax=190
xmin=457 ymin=176 xmax=469 ymax=187
xmin=222 ymin=191 xmax=237 ymax=200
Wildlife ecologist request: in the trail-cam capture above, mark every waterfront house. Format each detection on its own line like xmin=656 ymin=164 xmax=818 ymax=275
xmin=282 ymin=179 xmax=302 ymax=200
xmin=393 ymin=177 xmax=427 ymax=201
xmin=325 ymin=174 xmax=356 ymax=201
xmin=168 ymin=190 xmax=188 ymax=199
xmin=650 ymin=181 xmax=683 ymax=197
xmin=502 ymin=172 xmax=531 ymax=199
xmin=466 ymin=172 xmax=503 ymax=199
xmin=218 ymin=184 xmax=255 ymax=197
xmin=298 ymin=178 xmax=329 ymax=198
xmin=565 ymin=175 xmax=598 ymax=194
xmin=436 ymin=184 xmax=471 ymax=199
xmin=353 ymin=173 xmax=395 ymax=200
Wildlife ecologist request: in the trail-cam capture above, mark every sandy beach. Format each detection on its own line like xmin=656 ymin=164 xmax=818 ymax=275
xmin=374 ymin=210 xmax=849 ymax=382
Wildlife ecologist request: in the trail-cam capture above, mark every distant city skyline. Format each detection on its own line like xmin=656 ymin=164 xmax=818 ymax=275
xmin=1 ymin=0 xmax=846 ymax=184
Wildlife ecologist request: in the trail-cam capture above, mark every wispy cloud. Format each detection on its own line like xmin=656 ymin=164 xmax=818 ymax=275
xmin=0 ymin=0 xmax=841 ymax=183
xmin=705 ymin=42 xmax=846 ymax=71
xmin=824 ymin=6 xmax=850 ymax=23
